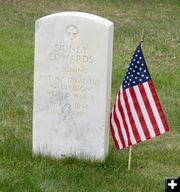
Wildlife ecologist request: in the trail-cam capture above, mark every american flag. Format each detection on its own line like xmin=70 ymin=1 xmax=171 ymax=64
xmin=110 ymin=44 xmax=169 ymax=149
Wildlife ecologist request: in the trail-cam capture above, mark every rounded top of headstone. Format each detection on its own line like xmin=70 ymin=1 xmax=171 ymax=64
xmin=36 ymin=12 xmax=113 ymax=27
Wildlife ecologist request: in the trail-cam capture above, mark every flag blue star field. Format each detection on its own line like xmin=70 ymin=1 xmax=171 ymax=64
xmin=110 ymin=44 xmax=169 ymax=149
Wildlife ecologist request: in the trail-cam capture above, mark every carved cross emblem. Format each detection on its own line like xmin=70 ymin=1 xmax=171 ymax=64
xmin=66 ymin=25 xmax=78 ymax=40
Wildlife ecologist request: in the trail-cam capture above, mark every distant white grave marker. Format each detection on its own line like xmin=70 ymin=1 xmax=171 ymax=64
xmin=33 ymin=12 xmax=113 ymax=160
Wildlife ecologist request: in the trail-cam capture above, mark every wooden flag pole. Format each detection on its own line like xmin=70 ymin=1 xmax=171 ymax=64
xmin=128 ymin=29 xmax=145 ymax=171
xmin=128 ymin=146 xmax=132 ymax=171
xmin=140 ymin=29 xmax=145 ymax=45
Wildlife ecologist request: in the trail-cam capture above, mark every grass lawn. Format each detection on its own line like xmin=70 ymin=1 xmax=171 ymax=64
xmin=0 ymin=0 xmax=180 ymax=191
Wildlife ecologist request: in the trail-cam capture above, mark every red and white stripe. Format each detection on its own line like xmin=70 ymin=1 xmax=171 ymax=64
xmin=110 ymin=80 xmax=169 ymax=149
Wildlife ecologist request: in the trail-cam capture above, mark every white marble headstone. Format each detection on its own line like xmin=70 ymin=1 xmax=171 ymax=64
xmin=33 ymin=12 xmax=113 ymax=160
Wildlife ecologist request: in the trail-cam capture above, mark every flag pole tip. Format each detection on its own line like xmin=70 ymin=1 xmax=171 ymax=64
xmin=140 ymin=29 xmax=145 ymax=45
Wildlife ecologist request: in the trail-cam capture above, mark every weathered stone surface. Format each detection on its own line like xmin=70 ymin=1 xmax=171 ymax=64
xmin=33 ymin=12 xmax=113 ymax=160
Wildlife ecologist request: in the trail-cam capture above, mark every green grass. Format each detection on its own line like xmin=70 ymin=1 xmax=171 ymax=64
xmin=0 ymin=0 xmax=180 ymax=191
